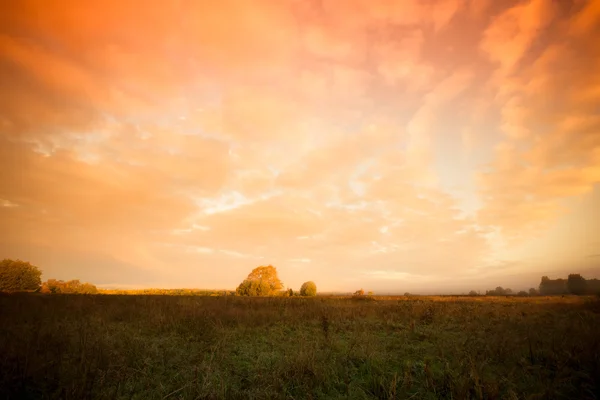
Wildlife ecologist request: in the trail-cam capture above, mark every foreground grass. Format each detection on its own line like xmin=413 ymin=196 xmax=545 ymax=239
xmin=1 ymin=294 xmax=599 ymax=399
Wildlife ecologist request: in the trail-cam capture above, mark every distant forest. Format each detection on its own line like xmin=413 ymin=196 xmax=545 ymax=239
xmin=484 ymin=274 xmax=600 ymax=297
xmin=538 ymin=274 xmax=600 ymax=295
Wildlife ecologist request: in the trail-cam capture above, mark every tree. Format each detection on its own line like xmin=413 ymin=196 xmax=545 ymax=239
xmin=245 ymin=265 xmax=283 ymax=292
xmin=235 ymin=265 xmax=283 ymax=297
xmin=517 ymin=291 xmax=529 ymax=297
xmin=300 ymin=281 xmax=317 ymax=296
xmin=0 ymin=259 xmax=42 ymax=292
xmin=288 ymin=288 xmax=294 ymax=297
xmin=529 ymin=288 xmax=539 ymax=296
xmin=354 ymin=289 xmax=365 ymax=296
xmin=539 ymin=276 xmax=568 ymax=295
xmin=567 ymin=274 xmax=587 ymax=295
xmin=468 ymin=290 xmax=478 ymax=296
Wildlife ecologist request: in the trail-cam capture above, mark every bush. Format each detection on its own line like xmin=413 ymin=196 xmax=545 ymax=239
xmin=300 ymin=281 xmax=317 ymax=297
xmin=0 ymin=259 xmax=42 ymax=292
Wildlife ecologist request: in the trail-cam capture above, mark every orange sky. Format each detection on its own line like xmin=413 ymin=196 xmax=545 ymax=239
xmin=1 ymin=0 xmax=599 ymax=293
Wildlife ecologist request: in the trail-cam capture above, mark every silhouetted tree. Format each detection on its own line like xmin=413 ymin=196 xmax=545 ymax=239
xmin=529 ymin=288 xmax=539 ymax=296
xmin=300 ymin=281 xmax=317 ymax=296
xmin=517 ymin=290 xmax=528 ymax=297
xmin=567 ymin=274 xmax=587 ymax=295
xmin=539 ymin=276 xmax=568 ymax=295
xmin=587 ymin=279 xmax=600 ymax=295
xmin=486 ymin=287 xmax=513 ymax=296
xmin=288 ymin=288 xmax=294 ymax=297
xmin=0 ymin=259 xmax=42 ymax=292
xmin=468 ymin=290 xmax=478 ymax=296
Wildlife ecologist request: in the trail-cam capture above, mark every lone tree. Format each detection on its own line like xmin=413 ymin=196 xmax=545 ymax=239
xmin=236 ymin=265 xmax=283 ymax=296
xmin=300 ymin=281 xmax=317 ymax=296
xmin=0 ymin=259 xmax=42 ymax=292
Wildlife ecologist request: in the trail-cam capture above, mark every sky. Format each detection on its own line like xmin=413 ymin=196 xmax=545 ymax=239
xmin=0 ymin=0 xmax=599 ymax=294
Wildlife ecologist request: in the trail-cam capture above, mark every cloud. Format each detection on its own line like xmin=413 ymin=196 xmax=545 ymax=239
xmin=481 ymin=0 xmax=558 ymax=76
xmin=476 ymin=1 xmax=600 ymax=241
xmin=1 ymin=0 xmax=598 ymax=292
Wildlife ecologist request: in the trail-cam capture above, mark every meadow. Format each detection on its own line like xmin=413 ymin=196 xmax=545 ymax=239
xmin=1 ymin=294 xmax=599 ymax=400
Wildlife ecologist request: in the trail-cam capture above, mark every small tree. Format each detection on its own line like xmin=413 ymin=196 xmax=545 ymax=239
xmin=468 ymin=290 xmax=478 ymax=296
xmin=288 ymin=288 xmax=294 ymax=297
xmin=517 ymin=290 xmax=529 ymax=297
xmin=528 ymin=288 xmax=539 ymax=296
xmin=0 ymin=259 xmax=42 ymax=292
xmin=300 ymin=281 xmax=317 ymax=296
xmin=354 ymin=289 xmax=365 ymax=296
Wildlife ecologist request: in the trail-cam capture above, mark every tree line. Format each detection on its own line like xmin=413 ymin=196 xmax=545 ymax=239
xmin=0 ymin=259 xmax=317 ymax=297
xmin=480 ymin=274 xmax=600 ymax=296
xmin=0 ymin=259 xmax=98 ymax=294
xmin=3 ymin=258 xmax=598 ymax=297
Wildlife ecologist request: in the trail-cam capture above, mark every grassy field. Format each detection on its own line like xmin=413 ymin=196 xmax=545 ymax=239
xmin=1 ymin=294 xmax=599 ymax=399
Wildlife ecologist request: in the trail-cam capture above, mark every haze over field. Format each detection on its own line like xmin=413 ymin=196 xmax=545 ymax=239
xmin=0 ymin=0 xmax=599 ymax=293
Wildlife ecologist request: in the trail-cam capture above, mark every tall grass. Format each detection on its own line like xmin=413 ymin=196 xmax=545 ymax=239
xmin=1 ymin=294 xmax=598 ymax=399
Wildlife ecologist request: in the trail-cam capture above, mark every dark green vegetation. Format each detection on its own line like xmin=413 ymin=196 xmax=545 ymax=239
xmin=1 ymin=295 xmax=599 ymax=399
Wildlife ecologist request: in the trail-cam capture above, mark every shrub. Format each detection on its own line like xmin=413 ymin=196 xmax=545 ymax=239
xmin=300 ymin=281 xmax=317 ymax=297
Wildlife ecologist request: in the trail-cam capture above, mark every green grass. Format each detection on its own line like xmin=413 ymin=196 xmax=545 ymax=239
xmin=1 ymin=294 xmax=599 ymax=399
